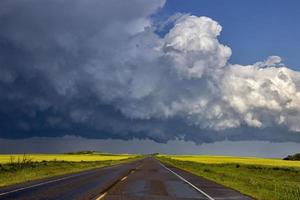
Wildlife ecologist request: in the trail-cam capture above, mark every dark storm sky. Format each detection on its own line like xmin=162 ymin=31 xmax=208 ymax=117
xmin=1 ymin=0 xmax=300 ymax=147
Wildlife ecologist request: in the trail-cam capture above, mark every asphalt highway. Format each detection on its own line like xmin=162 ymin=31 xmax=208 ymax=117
xmin=0 ymin=157 xmax=252 ymax=200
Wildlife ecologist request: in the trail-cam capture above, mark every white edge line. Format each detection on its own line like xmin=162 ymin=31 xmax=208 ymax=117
xmin=159 ymin=162 xmax=215 ymax=200
xmin=0 ymin=164 xmax=120 ymax=197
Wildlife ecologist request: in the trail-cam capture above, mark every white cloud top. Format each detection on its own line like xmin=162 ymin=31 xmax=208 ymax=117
xmin=89 ymin=14 xmax=300 ymax=132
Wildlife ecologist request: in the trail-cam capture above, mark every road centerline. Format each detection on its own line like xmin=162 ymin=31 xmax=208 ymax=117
xmin=93 ymin=162 xmax=142 ymax=200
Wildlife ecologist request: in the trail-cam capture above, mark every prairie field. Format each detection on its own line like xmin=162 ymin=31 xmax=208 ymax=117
xmin=158 ymin=155 xmax=300 ymax=200
xmin=162 ymin=154 xmax=300 ymax=168
xmin=0 ymin=153 xmax=138 ymax=187
xmin=0 ymin=153 xmax=134 ymax=164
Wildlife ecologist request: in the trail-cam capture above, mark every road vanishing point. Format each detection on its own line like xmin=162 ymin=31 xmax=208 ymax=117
xmin=0 ymin=157 xmax=252 ymax=200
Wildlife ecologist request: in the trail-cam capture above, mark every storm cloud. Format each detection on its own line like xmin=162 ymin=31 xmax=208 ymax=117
xmin=0 ymin=0 xmax=300 ymax=143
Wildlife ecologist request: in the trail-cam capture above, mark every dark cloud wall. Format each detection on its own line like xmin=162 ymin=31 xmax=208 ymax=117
xmin=0 ymin=0 xmax=165 ymax=139
xmin=1 ymin=0 xmax=300 ymax=143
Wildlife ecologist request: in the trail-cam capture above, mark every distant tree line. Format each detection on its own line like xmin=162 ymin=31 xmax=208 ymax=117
xmin=283 ymin=153 xmax=300 ymax=161
xmin=64 ymin=151 xmax=96 ymax=155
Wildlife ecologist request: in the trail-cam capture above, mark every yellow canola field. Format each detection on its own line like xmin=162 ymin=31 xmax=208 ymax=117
xmin=164 ymin=155 xmax=300 ymax=168
xmin=0 ymin=154 xmax=134 ymax=164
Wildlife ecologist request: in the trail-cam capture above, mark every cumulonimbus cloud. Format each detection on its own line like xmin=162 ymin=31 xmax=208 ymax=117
xmin=0 ymin=0 xmax=300 ymax=142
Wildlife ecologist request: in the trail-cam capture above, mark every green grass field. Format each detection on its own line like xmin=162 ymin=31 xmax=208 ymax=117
xmin=157 ymin=155 xmax=300 ymax=200
xmin=0 ymin=153 xmax=139 ymax=187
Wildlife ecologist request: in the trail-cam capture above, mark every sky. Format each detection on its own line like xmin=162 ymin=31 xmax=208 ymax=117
xmin=161 ymin=0 xmax=300 ymax=70
xmin=0 ymin=0 xmax=300 ymax=156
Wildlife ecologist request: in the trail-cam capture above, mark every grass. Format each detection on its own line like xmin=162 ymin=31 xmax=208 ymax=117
xmin=0 ymin=153 xmax=139 ymax=187
xmin=158 ymin=154 xmax=300 ymax=168
xmin=157 ymin=155 xmax=300 ymax=200
xmin=0 ymin=153 xmax=134 ymax=164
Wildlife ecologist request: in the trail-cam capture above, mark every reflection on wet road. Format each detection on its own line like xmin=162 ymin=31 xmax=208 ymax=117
xmin=102 ymin=157 xmax=252 ymax=200
xmin=0 ymin=157 xmax=252 ymax=200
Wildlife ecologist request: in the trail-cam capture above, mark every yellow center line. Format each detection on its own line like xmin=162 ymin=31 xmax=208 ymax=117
xmin=121 ymin=176 xmax=128 ymax=181
xmin=95 ymin=192 xmax=107 ymax=200
xmin=94 ymin=161 xmax=144 ymax=200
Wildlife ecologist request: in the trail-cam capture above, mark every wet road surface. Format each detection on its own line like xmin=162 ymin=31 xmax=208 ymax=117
xmin=101 ymin=157 xmax=252 ymax=200
xmin=0 ymin=157 xmax=252 ymax=200
xmin=0 ymin=160 xmax=141 ymax=200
